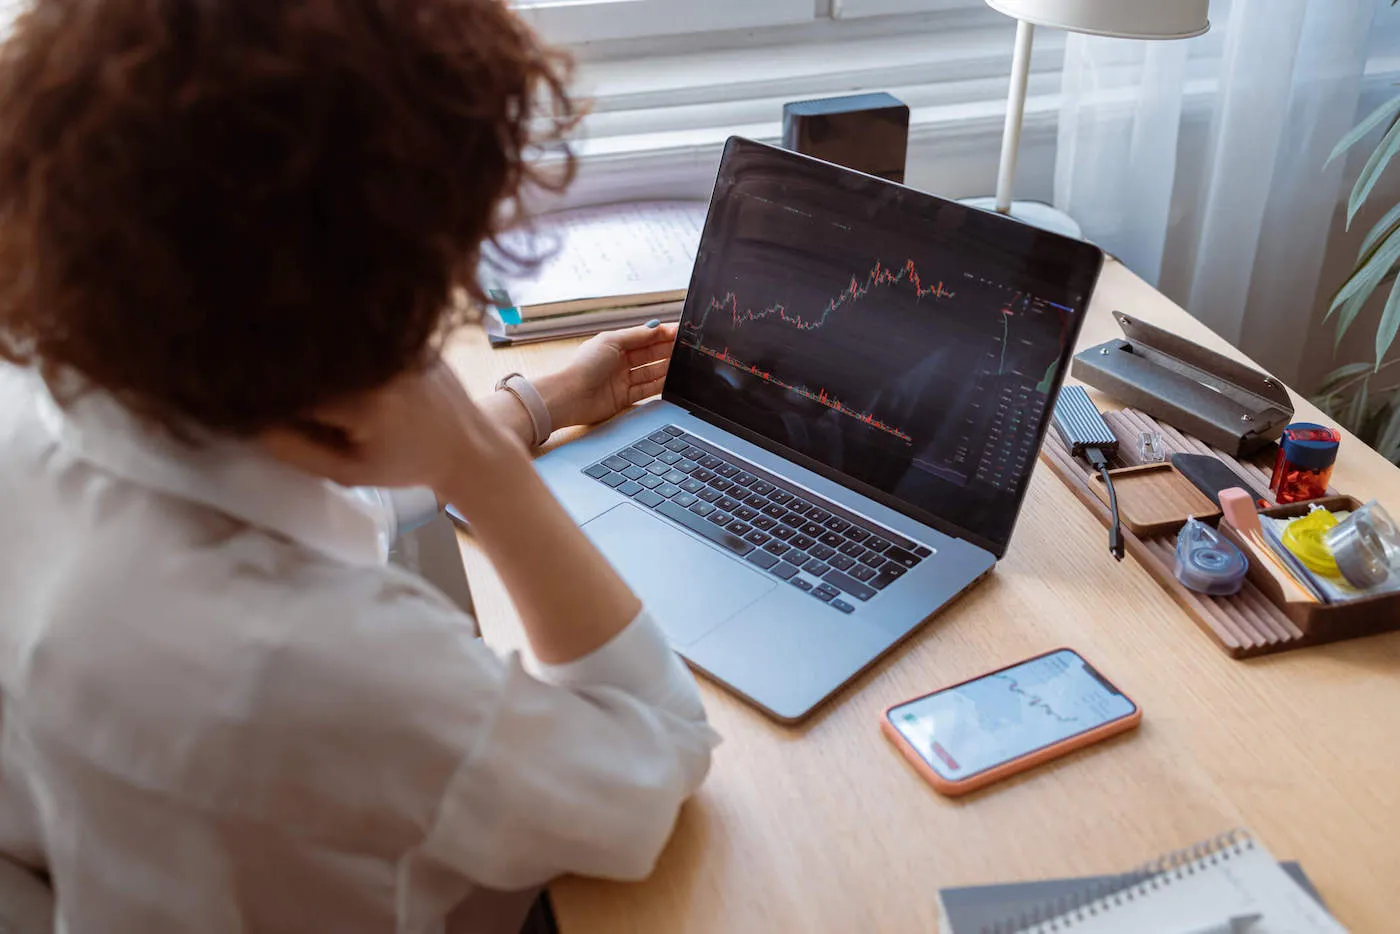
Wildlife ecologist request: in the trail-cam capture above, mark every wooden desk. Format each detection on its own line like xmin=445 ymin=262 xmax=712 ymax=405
xmin=445 ymin=259 xmax=1400 ymax=933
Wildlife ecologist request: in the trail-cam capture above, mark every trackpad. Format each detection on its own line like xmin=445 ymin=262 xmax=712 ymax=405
xmin=583 ymin=504 xmax=774 ymax=647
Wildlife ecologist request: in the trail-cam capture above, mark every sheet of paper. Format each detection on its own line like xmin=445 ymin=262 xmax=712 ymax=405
xmin=488 ymin=200 xmax=707 ymax=309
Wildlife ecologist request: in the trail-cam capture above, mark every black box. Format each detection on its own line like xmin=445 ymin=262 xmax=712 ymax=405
xmin=781 ymin=92 xmax=910 ymax=184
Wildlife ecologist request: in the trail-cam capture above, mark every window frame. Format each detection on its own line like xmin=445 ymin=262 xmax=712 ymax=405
xmin=514 ymin=0 xmax=818 ymax=45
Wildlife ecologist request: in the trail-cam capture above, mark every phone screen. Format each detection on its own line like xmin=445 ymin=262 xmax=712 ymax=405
xmin=887 ymin=649 xmax=1136 ymax=781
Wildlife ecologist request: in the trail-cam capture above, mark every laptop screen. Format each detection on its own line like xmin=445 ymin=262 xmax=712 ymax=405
xmin=663 ymin=138 xmax=1103 ymax=557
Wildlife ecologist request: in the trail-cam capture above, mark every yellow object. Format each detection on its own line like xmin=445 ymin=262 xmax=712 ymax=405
xmin=1283 ymin=508 xmax=1341 ymax=576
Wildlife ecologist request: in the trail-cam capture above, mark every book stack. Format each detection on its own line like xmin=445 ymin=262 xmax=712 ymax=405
xmin=483 ymin=200 xmax=707 ymax=346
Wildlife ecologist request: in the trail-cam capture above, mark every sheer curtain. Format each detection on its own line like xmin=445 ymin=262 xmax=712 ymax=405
xmin=1053 ymin=0 xmax=1382 ymax=385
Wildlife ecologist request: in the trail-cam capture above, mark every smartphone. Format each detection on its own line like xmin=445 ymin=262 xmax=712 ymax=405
xmin=881 ymin=648 xmax=1140 ymax=796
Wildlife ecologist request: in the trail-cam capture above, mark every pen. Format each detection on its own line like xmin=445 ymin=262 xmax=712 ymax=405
xmin=1178 ymin=912 xmax=1262 ymax=934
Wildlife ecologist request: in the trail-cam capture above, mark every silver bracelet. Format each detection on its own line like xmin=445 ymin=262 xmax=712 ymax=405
xmin=494 ymin=373 xmax=552 ymax=447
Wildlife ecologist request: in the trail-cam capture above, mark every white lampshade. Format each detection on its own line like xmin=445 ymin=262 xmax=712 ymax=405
xmin=984 ymin=0 xmax=1209 ymax=40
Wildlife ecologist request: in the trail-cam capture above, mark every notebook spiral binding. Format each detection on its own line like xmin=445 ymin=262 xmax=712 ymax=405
xmin=980 ymin=829 xmax=1255 ymax=934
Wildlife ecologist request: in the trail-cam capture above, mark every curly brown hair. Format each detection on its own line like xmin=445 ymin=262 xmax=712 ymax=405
xmin=0 ymin=0 xmax=576 ymax=436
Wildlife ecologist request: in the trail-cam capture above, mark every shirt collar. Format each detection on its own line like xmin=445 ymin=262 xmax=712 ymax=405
xmin=27 ymin=371 xmax=389 ymax=568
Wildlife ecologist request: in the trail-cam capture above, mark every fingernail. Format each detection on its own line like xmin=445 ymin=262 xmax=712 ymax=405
xmin=645 ymin=318 xmax=660 ymax=329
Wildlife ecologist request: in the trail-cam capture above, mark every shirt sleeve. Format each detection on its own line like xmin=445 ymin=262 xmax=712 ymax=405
xmin=416 ymin=607 xmax=719 ymax=890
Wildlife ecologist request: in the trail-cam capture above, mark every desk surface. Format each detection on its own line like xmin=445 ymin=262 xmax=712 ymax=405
xmin=446 ymin=259 xmax=1400 ymax=933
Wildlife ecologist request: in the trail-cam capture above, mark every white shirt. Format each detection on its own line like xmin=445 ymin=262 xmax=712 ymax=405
xmin=0 ymin=365 xmax=718 ymax=933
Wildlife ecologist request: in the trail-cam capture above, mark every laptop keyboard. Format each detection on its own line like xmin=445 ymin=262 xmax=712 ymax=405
xmin=581 ymin=425 xmax=934 ymax=613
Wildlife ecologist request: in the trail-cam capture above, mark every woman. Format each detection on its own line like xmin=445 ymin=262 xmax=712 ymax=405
xmin=0 ymin=1 xmax=716 ymax=931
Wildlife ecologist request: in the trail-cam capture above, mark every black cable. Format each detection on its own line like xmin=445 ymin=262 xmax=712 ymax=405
xmin=1086 ymin=446 xmax=1125 ymax=562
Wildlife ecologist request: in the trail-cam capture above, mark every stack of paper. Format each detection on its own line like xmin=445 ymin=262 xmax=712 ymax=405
xmin=483 ymin=200 xmax=707 ymax=346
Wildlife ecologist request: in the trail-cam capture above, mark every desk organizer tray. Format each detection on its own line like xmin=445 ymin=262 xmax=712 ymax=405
xmin=1040 ymin=407 xmax=1400 ymax=658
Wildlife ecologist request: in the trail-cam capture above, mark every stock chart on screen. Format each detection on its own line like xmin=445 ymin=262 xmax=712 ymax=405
xmin=664 ymin=141 xmax=1101 ymax=552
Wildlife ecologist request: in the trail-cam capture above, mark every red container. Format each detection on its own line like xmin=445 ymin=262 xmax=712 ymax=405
xmin=1270 ymin=423 xmax=1340 ymax=504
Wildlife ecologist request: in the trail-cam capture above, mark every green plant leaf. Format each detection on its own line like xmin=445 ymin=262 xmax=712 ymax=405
xmin=1359 ymin=202 xmax=1400 ymax=262
xmin=1348 ymin=377 xmax=1370 ymax=431
xmin=1328 ymin=95 xmax=1400 ymax=168
xmin=1335 ymin=291 xmax=1370 ymax=351
xmin=1376 ymin=394 xmax=1400 ymax=461
xmin=1348 ymin=116 xmax=1400 ymax=228
xmin=1316 ymin=361 xmax=1375 ymax=392
xmin=1328 ymin=222 xmax=1400 ymax=320
xmin=1377 ymin=274 xmax=1400 ymax=367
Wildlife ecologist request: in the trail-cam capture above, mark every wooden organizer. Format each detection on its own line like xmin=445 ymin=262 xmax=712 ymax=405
xmin=1041 ymin=407 xmax=1400 ymax=658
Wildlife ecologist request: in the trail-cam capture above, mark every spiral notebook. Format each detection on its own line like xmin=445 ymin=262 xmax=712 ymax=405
xmin=971 ymin=830 xmax=1347 ymax=934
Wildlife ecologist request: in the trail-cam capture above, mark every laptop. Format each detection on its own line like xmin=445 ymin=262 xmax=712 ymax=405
xmin=535 ymin=137 xmax=1103 ymax=721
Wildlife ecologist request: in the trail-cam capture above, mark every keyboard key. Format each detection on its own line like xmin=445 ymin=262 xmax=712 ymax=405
xmin=665 ymin=439 xmax=688 ymax=453
xmin=647 ymin=430 xmax=671 ymax=443
xmin=697 ymin=488 xmax=720 ymax=503
xmin=663 ymin=469 xmax=688 ymax=484
xmin=845 ymin=528 xmax=870 ymax=544
xmin=803 ymin=559 xmax=831 ymax=577
xmin=866 ymin=536 xmax=892 ymax=552
xmin=830 ymin=598 xmax=855 ymax=614
xmin=656 ymin=483 xmax=681 ymax=499
xmin=689 ymin=500 xmax=716 ymax=516
xmin=732 ymin=473 xmax=757 ymax=488
xmin=662 ymin=425 xmax=685 ymax=436
xmin=790 ymin=577 xmax=814 ymax=592
xmin=647 ymin=462 xmax=671 ymax=476
xmin=745 ymin=530 xmax=771 ymax=547
xmin=859 ymin=550 xmax=884 ymax=567
xmin=800 ymin=522 xmax=824 ymax=537
xmin=883 ymin=531 xmax=918 ymax=551
xmin=850 ymin=565 xmax=877 ymax=582
xmin=733 ymin=506 xmax=758 ymax=522
xmin=780 ymin=513 xmax=806 ymax=529
xmin=806 ymin=507 xmax=831 ymax=523
xmin=884 ymin=546 xmax=921 ymax=568
xmin=872 ymin=565 xmax=907 ymax=590
xmin=656 ymin=501 xmax=753 ymax=555
xmin=715 ymin=464 xmax=739 ymax=478
xmin=772 ymin=562 xmax=801 ymax=581
xmin=819 ymin=531 xmax=844 ymax=548
xmin=744 ymin=494 xmax=768 ymax=509
xmin=622 ymin=465 xmax=647 ymax=481
xmin=680 ymin=478 xmax=706 ymax=494
xmin=617 ymin=480 xmax=643 ymax=497
xmin=657 ymin=451 xmax=682 ymax=465
xmin=600 ymin=472 xmax=627 ymax=488
xmin=791 ymin=535 xmax=816 ymax=551
xmin=708 ymin=511 xmax=731 ymax=527
xmin=682 ymin=445 xmax=705 ymax=460
xmin=637 ymin=439 xmax=666 ymax=455
xmin=753 ymin=516 xmax=776 ymax=531
xmin=727 ymin=521 xmax=752 ymax=536
xmin=603 ymin=455 xmax=630 ymax=472
xmin=699 ymin=455 xmax=723 ymax=470
xmin=710 ymin=478 xmax=735 ymax=492
xmin=692 ymin=468 xmax=715 ymax=482
xmin=811 ymin=588 xmax=835 ymax=603
xmin=621 ymin=449 xmax=652 ymax=467
xmin=718 ymin=496 xmax=741 ymax=511
xmin=634 ymin=490 xmax=665 ymax=508
xmin=751 ymin=481 xmax=775 ymax=495
xmin=675 ymin=460 xmax=699 ymax=474
xmin=815 ymin=583 xmax=840 ymax=600
xmin=830 ymin=554 xmax=856 ymax=571
xmin=769 ymin=491 xmax=794 ymax=505
xmin=839 ymin=540 xmax=865 ymax=557
xmin=788 ymin=498 xmax=810 ymax=513
xmin=763 ymin=540 xmax=792 ymax=558
xmin=762 ymin=503 xmax=787 ymax=519
xmin=822 ymin=569 xmax=876 ymax=601
xmin=914 ymin=545 xmax=933 ymax=558
xmin=823 ymin=517 xmax=850 ymax=533
xmin=771 ymin=526 xmax=796 ymax=541
xmin=746 ymin=550 xmax=779 ymax=570
xmin=639 ymin=475 xmax=664 ymax=490
xmin=809 ymin=543 xmax=836 ymax=561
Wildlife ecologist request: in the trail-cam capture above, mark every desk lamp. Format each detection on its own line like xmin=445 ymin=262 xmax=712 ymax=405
xmin=965 ymin=0 xmax=1210 ymax=238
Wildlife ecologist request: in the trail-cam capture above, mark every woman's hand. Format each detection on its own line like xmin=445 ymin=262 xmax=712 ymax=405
xmin=535 ymin=322 xmax=679 ymax=430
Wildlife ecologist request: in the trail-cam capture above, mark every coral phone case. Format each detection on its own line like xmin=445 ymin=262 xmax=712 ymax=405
xmin=880 ymin=649 xmax=1141 ymax=797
